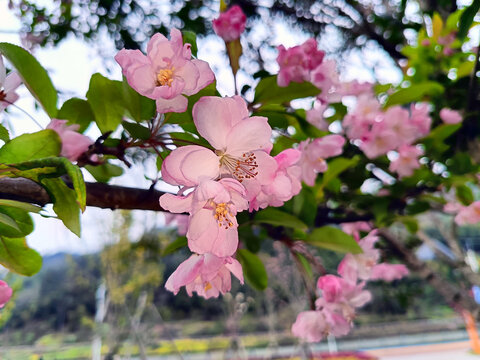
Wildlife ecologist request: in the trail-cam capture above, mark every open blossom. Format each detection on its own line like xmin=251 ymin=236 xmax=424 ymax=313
xmin=455 ymin=201 xmax=480 ymax=225
xmin=317 ymin=275 xmax=371 ymax=309
xmin=248 ymin=148 xmax=302 ymax=211
xmin=298 ymin=135 xmax=345 ymax=186
xmin=161 ymin=96 xmax=277 ymax=198
xmin=165 ymin=253 xmax=243 ymax=299
xmin=440 ymin=108 xmax=462 ymax=124
xmin=370 ymin=264 xmax=409 ymax=282
xmin=47 ymin=119 xmax=93 ymax=161
xmin=341 ymin=221 xmax=371 ymax=242
xmin=389 ymin=144 xmax=423 ymax=178
xmin=306 ymin=102 xmax=329 ymax=131
xmin=0 ymin=280 xmax=12 ymax=308
xmin=0 ymin=55 xmax=22 ymax=112
xmin=160 ymin=178 xmax=248 ymax=257
xmin=212 ymin=5 xmax=247 ymax=42
xmin=115 ymin=29 xmax=215 ymax=113
xmin=292 ymin=309 xmax=350 ymax=342
xmin=277 ymin=38 xmax=325 ymax=87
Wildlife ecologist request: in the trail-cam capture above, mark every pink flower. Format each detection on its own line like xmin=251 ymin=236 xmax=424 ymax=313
xmin=115 ymin=29 xmax=215 ymax=113
xmin=47 ymin=119 xmax=93 ymax=161
xmin=444 ymin=201 xmax=464 ymax=214
xmin=212 ymin=5 xmax=247 ymax=42
xmin=440 ymin=108 xmax=462 ymax=124
xmin=0 ymin=280 xmax=12 ymax=308
xmin=306 ymin=102 xmax=329 ymax=131
xmin=291 ymin=310 xmax=350 ymax=342
xmin=343 ymin=94 xmax=381 ymax=140
xmin=389 ymin=144 xmax=423 ymax=178
xmin=409 ymin=103 xmax=432 ymax=136
xmin=277 ymin=39 xmax=325 ymax=87
xmin=0 ymin=55 xmax=22 ymax=112
xmin=165 ymin=253 xmax=244 ymax=299
xmin=317 ymin=275 xmax=371 ymax=309
xmin=298 ymin=135 xmax=345 ymax=186
xmin=370 ymin=263 xmax=409 ymax=282
xmin=161 ymin=96 xmax=277 ymax=196
xmin=455 ymin=201 xmax=480 ymax=225
xmin=248 ymin=148 xmax=302 ymax=211
xmin=338 ymin=231 xmax=380 ymax=282
xmin=160 ymin=178 xmax=248 ymax=257
xmin=341 ymin=221 xmax=371 ymax=242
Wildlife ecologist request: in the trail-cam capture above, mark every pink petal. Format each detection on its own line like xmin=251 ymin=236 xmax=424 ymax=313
xmin=180 ymin=148 xmax=220 ymax=185
xmin=252 ymin=150 xmax=278 ymax=185
xmin=175 ymin=61 xmax=200 ymax=96
xmin=225 ymin=258 xmax=244 ymax=284
xmin=162 ymin=145 xmax=204 ymax=186
xmin=4 ymin=72 xmax=22 ymax=93
xmin=155 ymin=94 xmax=188 ymax=113
xmin=0 ymin=56 xmax=5 ymax=86
xmin=160 ymin=193 xmax=193 ymax=213
xmin=225 ymin=117 xmax=272 ymax=156
xmin=190 ymin=59 xmax=215 ymax=93
xmin=187 ymin=209 xmax=220 ymax=253
xmin=128 ymin=64 xmax=157 ymax=98
xmin=165 ymin=254 xmax=204 ymax=295
xmin=147 ymin=33 xmax=176 ymax=69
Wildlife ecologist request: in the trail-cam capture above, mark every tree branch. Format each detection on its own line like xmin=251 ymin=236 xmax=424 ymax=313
xmin=0 ymin=178 xmax=166 ymax=211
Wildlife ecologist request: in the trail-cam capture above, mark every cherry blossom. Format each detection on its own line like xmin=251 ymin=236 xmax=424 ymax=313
xmin=248 ymin=148 xmax=302 ymax=211
xmin=341 ymin=221 xmax=372 ymax=242
xmin=291 ymin=309 xmax=350 ymax=342
xmin=0 ymin=55 xmax=22 ymax=112
xmin=298 ymin=135 xmax=345 ymax=186
xmin=165 ymin=253 xmax=243 ymax=299
xmin=212 ymin=5 xmax=247 ymax=42
xmin=160 ymin=177 xmax=248 ymax=257
xmin=389 ymin=144 xmax=424 ymax=178
xmin=47 ymin=119 xmax=93 ymax=161
xmin=440 ymin=108 xmax=462 ymax=124
xmin=370 ymin=264 xmax=409 ymax=282
xmin=454 ymin=201 xmax=480 ymax=225
xmin=306 ymin=102 xmax=329 ymax=131
xmin=277 ymin=39 xmax=325 ymax=87
xmin=115 ymin=29 xmax=215 ymax=113
xmin=0 ymin=280 xmax=12 ymax=308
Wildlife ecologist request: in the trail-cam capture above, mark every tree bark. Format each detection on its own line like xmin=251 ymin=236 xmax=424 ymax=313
xmin=0 ymin=177 xmax=165 ymax=211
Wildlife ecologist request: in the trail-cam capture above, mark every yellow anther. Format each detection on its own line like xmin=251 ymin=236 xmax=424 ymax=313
xmin=204 ymin=282 xmax=212 ymax=291
xmin=157 ymin=68 xmax=174 ymax=87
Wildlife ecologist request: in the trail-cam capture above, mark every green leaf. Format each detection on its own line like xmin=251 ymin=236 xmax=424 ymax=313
xmin=0 ymin=206 xmax=33 ymax=238
xmin=385 ymin=82 xmax=444 ymax=107
xmin=41 ymin=178 xmax=81 ymax=236
xmin=57 ymin=98 xmax=95 ymax=133
xmin=255 ymin=208 xmax=308 ymax=230
xmin=0 ymin=130 xmax=61 ymax=163
xmin=87 ymin=73 xmax=125 ymax=133
xmin=237 ymin=249 xmax=268 ymax=290
xmin=121 ymin=78 xmax=156 ymax=122
xmin=396 ymin=216 xmax=419 ymax=233
xmin=0 ymin=236 xmax=42 ymax=276
xmin=306 ymin=226 xmax=362 ymax=254
xmin=122 ymin=121 xmax=151 ymax=140
xmin=0 ymin=123 xmax=10 ymax=143
xmin=182 ymin=30 xmax=198 ymax=57
xmin=0 ymin=213 xmax=20 ymax=233
xmin=86 ymin=162 xmax=124 ymax=183
xmin=254 ymin=76 xmax=319 ymax=105
xmin=459 ymin=0 xmax=480 ymax=39
xmin=162 ymin=236 xmax=187 ymax=256
xmin=456 ymin=184 xmax=474 ymax=205
xmin=318 ymin=156 xmax=360 ymax=198
xmin=0 ymin=42 xmax=58 ymax=117
xmin=0 ymin=200 xmax=42 ymax=213
xmin=296 ymin=253 xmax=313 ymax=278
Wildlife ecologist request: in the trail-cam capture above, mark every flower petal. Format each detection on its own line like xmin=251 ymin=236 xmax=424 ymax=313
xmin=4 ymin=72 xmax=22 ymax=93
xmin=162 ymin=145 xmax=205 ymax=186
xmin=226 ymin=117 xmax=272 ymax=156
xmin=165 ymin=254 xmax=204 ymax=295
xmin=190 ymin=59 xmax=215 ymax=93
xmin=160 ymin=193 xmax=193 ymax=213
xmin=155 ymin=94 xmax=188 ymax=113
xmin=225 ymin=258 xmax=244 ymax=284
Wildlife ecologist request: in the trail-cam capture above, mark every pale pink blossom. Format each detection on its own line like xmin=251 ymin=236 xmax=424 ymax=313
xmin=389 ymin=145 xmax=423 ymax=178
xmin=440 ymin=108 xmax=462 ymax=124
xmin=311 ymin=59 xmax=340 ymax=102
xmin=444 ymin=201 xmax=464 ymax=214
xmin=341 ymin=221 xmax=371 ymax=242
xmin=291 ymin=309 xmax=350 ymax=342
xmin=248 ymin=148 xmax=302 ymax=211
xmin=343 ymin=94 xmax=381 ymax=139
xmin=455 ymin=201 xmax=480 ymax=225
xmin=0 ymin=280 xmax=12 ymax=308
xmin=165 ymin=253 xmax=243 ymax=299
xmin=161 ymin=96 xmax=277 ymax=197
xmin=298 ymin=135 xmax=345 ymax=186
xmin=306 ymin=102 xmax=329 ymax=131
xmin=277 ymin=39 xmax=325 ymax=87
xmin=160 ymin=177 xmax=248 ymax=257
xmin=0 ymin=55 xmax=22 ymax=112
xmin=115 ymin=29 xmax=215 ymax=113
xmin=409 ymin=103 xmax=432 ymax=136
xmin=212 ymin=5 xmax=247 ymax=42
xmin=47 ymin=119 xmax=93 ymax=161
xmin=370 ymin=263 xmax=409 ymax=282
xmin=317 ymin=275 xmax=372 ymax=309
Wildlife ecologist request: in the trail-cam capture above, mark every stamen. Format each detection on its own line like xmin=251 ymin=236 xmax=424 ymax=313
xmin=156 ymin=68 xmax=174 ymax=87
xmin=204 ymin=282 xmax=212 ymax=291
xmin=219 ymin=152 xmax=259 ymax=183
xmin=208 ymin=201 xmax=235 ymax=229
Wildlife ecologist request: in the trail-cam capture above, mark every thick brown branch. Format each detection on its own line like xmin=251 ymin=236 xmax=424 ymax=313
xmin=0 ymin=178 xmax=165 ymax=211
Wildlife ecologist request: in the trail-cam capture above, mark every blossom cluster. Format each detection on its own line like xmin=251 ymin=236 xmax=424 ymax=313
xmin=292 ymin=225 xmax=408 ymax=342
